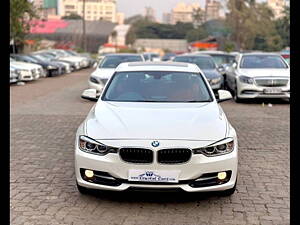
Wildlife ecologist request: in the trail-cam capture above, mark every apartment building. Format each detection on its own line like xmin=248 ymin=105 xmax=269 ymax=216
xmin=170 ymin=2 xmax=203 ymax=24
xmin=205 ymin=0 xmax=221 ymax=22
xmin=267 ymin=0 xmax=288 ymax=19
xmin=58 ymin=0 xmax=117 ymax=22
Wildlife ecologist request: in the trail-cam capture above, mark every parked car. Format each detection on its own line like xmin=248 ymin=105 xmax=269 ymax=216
xmin=10 ymin=67 xmax=20 ymax=84
xmin=143 ymin=53 xmax=161 ymax=62
xmin=77 ymin=61 xmax=238 ymax=195
xmin=10 ymin=54 xmax=47 ymax=77
xmin=173 ymin=54 xmax=224 ymax=92
xmin=194 ymin=51 xmax=236 ymax=75
xmin=65 ymin=50 xmax=95 ymax=68
xmin=88 ymin=53 xmax=144 ymax=93
xmin=225 ymin=53 xmax=290 ymax=102
xmin=48 ymin=49 xmax=89 ymax=69
xmin=37 ymin=52 xmax=77 ymax=72
xmin=280 ymin=52 xmax=290 ymax=65
xmin=10 ymin=58 xmax=39 ymax=81
xmin=161 ymin=53 xmax=177 ymax=61
xmin=30 ymin=54 xmax=65 ymax=76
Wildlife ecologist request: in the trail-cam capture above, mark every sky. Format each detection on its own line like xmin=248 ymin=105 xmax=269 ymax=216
xmin=117 ymin=0 xmax=266 ymax=21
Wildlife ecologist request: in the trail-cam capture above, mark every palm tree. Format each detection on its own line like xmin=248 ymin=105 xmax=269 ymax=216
xmin=192 ymin=8 xmax=204 ymax=28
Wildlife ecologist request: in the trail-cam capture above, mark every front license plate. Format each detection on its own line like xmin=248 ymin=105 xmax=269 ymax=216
xmin=128 ymin=169 xmax=180 ymax=183
xmin=263 ymin=88 xmax=282 ymax=94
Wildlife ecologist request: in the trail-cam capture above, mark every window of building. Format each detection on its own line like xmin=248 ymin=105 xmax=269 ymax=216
xmin=65 ymin=5 xmax=75 ymax=9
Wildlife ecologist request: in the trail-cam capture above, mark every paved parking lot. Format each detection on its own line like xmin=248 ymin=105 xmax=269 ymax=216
xmin=10 ymin=69 xmax=290 ymax=225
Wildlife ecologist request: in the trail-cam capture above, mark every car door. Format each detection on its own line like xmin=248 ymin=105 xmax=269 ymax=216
xmin=225 ymin=61 xmax=237 ymax=91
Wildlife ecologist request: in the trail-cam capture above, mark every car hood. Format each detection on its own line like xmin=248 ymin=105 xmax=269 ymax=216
xmin=201 ymin=69 xmax=222 ymax=79
xmin=238 ymin=68 xmax=290 ymax=78
xmin=10 ymin=61 xmax=41 ymax=69
xmin=91 ymin=68 xmax=116 ymax=79
xmin=86 ymin=101 xmax=227 ymax=141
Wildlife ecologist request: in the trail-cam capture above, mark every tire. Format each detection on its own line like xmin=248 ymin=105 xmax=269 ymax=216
xmin=218 ymin=180 xmax=237 ymax=196
xmin=233 ymin=84 xmax=243 ymax=103
xmin=76 ymin=181 xmax=91 ymax=195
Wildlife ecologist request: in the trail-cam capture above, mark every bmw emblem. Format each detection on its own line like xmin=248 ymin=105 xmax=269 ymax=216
xmin=151 ymin=141 xmax=159 ymax=147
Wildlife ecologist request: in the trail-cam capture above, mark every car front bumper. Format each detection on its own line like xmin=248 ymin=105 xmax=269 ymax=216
xmin=75 ymin=138 xmax=238 ymax=192
xmin=237 ymin=81 xmax=290 ymax=99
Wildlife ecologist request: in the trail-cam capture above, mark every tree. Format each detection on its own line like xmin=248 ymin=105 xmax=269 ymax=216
xmin=10 ymin=0 xmax=38 ymax=44
xmin=275 ymin=5 xmax=290 ymax=48
xmin=62 ymin=13 xmax=82 ymax=20
xmin=185 ymin=28 xmax=208 ymax=42
xmin=192 ymin=8 xmax=205 ymax=28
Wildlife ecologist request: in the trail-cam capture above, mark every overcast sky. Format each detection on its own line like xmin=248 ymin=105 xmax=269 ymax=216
xmin=117 ymin=0 xmax=266 ymax=21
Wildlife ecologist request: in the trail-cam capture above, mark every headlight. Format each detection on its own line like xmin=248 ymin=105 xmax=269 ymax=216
xmin=239 ymin=75 xmax=254 ymax=84
xmin=47 ymin=65 xmax=56 ymax=69
xmin=193 ymin=138 xmax=234 ymax=157
xmin=90 ymin=76 xmax=99 ymax=84
xmin=79 ymin=136 xmax=117 ymax=155
xmin=209 ymin=77 xmax=221 ymax=85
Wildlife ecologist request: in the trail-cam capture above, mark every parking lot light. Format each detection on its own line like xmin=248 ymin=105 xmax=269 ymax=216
xmin=217 ymin=172 xmax=227 ymax=180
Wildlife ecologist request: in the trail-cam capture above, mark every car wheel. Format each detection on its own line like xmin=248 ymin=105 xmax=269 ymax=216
xmin=76 ymin=181 xmax=91 ymax=195
xmin=233 ymin=84 xmax=243 ymax=103
xmin=218 ymin=179 xmax=237 ymax=196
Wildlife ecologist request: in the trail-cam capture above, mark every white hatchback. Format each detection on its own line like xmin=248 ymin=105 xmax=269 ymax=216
xmin=76 ymin=62 xmax=238 ymax=195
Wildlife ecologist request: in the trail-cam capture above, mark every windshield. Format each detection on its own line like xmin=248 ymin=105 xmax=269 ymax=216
xmin=102 ymin=71 xmax=213 ymax=102
xmin=99 ymin=55 xmax=143 ymax=68
xmin=23 ymin=56 xmax=39 ymax=63
xmin=174 ymin=56 xmax=216 ymax=69
xmin=210 ymin=55 xmax=235 ymax=66
xmin=240 ymin=55 xmax=288 ymax=68
xmin=32 ymin=54 xmax=49 ymax=61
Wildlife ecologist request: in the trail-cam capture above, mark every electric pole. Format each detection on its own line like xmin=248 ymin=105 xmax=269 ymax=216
xmin=82 ymin=0 xmax=87 ymax=51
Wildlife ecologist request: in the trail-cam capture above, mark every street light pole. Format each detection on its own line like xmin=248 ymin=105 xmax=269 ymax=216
xmin=82 ymin=0 xmax=87 ymax=51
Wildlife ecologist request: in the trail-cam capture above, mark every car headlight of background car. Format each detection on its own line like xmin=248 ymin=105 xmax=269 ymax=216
xmin=209 ymin=77 xmax=222 ymax=85
xmin=90 ymin=76 xmax=100 ymax=84
xmin=193 ymin=138 xmax=234 ymax=157
xmin=47 ymin=65 xmax=57 ymax=69
xmin=239 ymin=75 xmax=254 ymax=84
xmin=79 ymin=136 xmax=117 ymax=155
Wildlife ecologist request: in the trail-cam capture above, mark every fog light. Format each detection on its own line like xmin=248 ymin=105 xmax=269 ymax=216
xmin=217 ymin=172 xmax=227 ymax=180
xmin=85 ymin=170 xmax=94 ymax=178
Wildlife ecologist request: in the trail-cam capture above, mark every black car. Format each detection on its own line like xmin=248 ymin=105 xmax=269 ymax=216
xmin=173 ymin=54 xmax=224 ymax=93
xmin=30 ymin=54 xmax=65 ymax=77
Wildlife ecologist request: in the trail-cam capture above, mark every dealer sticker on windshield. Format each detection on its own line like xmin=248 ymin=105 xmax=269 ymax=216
xmin=128 ymin=169 xmax=180 ymax=183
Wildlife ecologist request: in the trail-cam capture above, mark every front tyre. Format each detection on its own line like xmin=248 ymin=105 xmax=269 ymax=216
xmin=76 ymin=181 xmax=91 ymax=195
xmin=233 ymin=84 xmax=243 ymax=103
xmin=218 ymin=180 xmax=237 ymax=196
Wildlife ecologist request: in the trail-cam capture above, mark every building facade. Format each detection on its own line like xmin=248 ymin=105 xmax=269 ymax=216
xmin=170 ymin=2 xmax=203 ymax=24
xmin=58 ymin=0 xmax=118 ymax=22
xmin=205 ymin=0 xmax=221 ymax=22
xmin=267 ymin=0 xmax=288 ymax=19
xmin=144 ymin=7 xmax=156 ymax=22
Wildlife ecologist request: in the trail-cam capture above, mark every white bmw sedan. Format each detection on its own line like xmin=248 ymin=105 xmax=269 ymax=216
xmin=76 ymin=62 xmax=238 ymax=195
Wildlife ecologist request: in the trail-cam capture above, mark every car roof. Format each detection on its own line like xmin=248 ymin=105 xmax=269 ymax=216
xmin=175 ymin=53 xmax=212 ymax=58
xmin=240 ymin=52 xmax=282 ymax=56
xmin=115 ymin=61 xmax=200 ymax=73
xmin=105 ymin=53 xmax=142 ymax=57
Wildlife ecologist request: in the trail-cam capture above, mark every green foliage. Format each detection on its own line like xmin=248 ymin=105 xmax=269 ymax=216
xmin=10 ymin=0 xmax=38 ymax=43
xmin=117 ymin=48 xmax=137 ymax=53
xmin=62 ymin=13 xmax=82 ymax=20
xmin=225 ymin=0 xmax=289 ymax=51
xmin=186 ymin=28 xmax=208 ymax=42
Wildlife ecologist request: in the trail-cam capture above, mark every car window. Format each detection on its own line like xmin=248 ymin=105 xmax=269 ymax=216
xmin=103 ymin=71 xmax=213 ymax=102
xmin=209 ymin=55 xmax=235 ymax=66
xmin=240 ymin=55 xmax=288 ymax=68
xmin=99 ymin=55 xmax=143 ymax=68
xmin=174 ymin=56 xmax=216 ymax=69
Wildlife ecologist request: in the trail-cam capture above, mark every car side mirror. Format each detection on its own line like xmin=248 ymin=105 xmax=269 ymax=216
xmin=232 ymin=62 xmax=237 ymax=68
xmin=93 ymin=62 xmax=97 ymax=68
xmin=81 ymin=89 xmax=98 ymax=101
xmin=217 ymin=90 xmax=232 ymax=103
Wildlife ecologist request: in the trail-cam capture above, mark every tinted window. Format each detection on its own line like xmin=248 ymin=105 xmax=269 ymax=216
xmin=174 ymin=56 xmax=216 ymax=69
xmin=210 ymin=55 xmax=235 ymax=66
xmin=99 ymin=55 xmax=143 ymax=68
xmin=103 ymin=71 xmax=212 ymax=102
xmin=240 ymin=55 xmax=288 ymax=68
